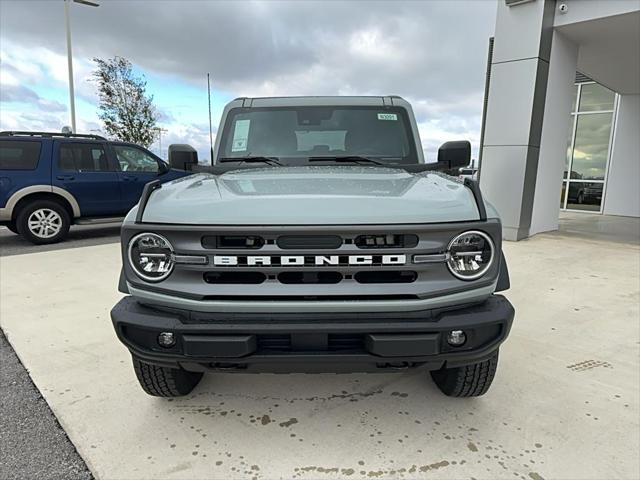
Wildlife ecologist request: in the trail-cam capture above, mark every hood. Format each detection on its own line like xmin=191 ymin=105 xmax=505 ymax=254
xmin=141 ymin=166 xmax=481 ymax=225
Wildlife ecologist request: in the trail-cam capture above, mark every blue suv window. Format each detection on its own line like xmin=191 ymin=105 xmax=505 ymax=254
xmin=113 ymin=145 xmax=159 ymax=172
xmin=0 ymin=141 xmax=41 ymax=170
xmin=59 ymin=143 xmax=111 ymax=172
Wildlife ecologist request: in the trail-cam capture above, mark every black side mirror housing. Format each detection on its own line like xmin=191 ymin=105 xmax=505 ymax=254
xmin=158 ymin=161 xmax=170 ymax=175
xmin=437 ymin=140 xmax=471 ymax=171
xmin=168 ymin=144 xmax=199 ymax=171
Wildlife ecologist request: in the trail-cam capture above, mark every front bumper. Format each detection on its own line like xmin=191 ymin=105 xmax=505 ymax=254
xmin=111 ymin=295 xmax=514 ymax=373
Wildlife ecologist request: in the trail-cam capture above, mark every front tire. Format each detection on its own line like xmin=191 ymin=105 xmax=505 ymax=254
xmin=430 ymin=350 xmax=499 ymax=397
xmin=16 ymin=200 xmax=70 ymax=245
xmin=132 ymin=357 xmax=203 ymax=397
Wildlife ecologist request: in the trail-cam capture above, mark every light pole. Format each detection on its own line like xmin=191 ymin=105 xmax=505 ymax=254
xmin=152 ymin=127 xmax=169 ymax=158
xmin=64 ymin=0 xmax=100 ymax=133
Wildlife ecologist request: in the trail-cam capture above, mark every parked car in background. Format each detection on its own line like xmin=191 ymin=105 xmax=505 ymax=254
xmin=567 ymin=182 xmax=603 ymax=205
xmin=458 ymin=165 xmax=478 ymax=181
xmin=0 ymin=131 xmax=188 ymax=244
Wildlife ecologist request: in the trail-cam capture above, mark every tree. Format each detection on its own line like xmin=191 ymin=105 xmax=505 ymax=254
xmin=92 ymin=56 xmax=157 ymax=147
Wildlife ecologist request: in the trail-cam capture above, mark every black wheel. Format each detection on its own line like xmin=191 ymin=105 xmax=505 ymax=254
xmin=132 ymin=357 xmax=203 ymax=397
xmin=5 ymin=221 xmax=19 ymax=234
xmin=430 ymin=350 xmax=499 ymax=397
xmin=16 ymin=200 xmax=70 ymax=245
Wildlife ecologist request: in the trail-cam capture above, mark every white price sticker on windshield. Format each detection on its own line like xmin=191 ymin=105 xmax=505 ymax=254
xmin=231 ymin=119 xmax=251 ymax=152
xmin=377 ymin=113 xmax=398 ymax=121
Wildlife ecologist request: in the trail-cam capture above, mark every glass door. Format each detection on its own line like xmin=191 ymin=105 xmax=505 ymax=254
xmin=561 ymin=82 xmax=617 ymax=213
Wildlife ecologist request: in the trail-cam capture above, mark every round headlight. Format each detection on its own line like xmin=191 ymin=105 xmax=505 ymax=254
xmin=128 ymin=233 xmax=174 ymax=282
xmin=446 ymin=231 xmax=494 ymax=280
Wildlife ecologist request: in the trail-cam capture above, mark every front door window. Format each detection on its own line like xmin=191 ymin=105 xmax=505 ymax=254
xmin=113 ymin=145 xmax=159 ymax=173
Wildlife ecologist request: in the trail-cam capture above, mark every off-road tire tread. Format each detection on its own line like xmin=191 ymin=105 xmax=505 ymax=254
xmin=431 ymin=350 xmax=499 ymax=397
xmin=132 ymin=357 xmax=202 ymax=397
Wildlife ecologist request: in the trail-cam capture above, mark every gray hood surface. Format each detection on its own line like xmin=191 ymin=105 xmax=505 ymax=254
xmin=141 ymin=166 xmax=481 ymax=225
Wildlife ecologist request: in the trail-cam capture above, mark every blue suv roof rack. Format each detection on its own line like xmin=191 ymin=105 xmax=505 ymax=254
xmin=0 ymin=131 xmax=107 ymax=141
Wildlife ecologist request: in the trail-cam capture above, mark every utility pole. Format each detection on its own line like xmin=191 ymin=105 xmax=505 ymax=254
xmin=63 ymin=0 xmax=100 ymax=133
xmin=152 ymin=127 xmax=169 ymax=158
xmin=207 ymin=73 xmax=214 ymax=165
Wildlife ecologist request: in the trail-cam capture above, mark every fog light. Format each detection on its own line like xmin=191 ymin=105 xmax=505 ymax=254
xmin=447 ymin=330 xmax=466 ymax=347
xmin=157 ymin=332 xmax=176 ymax=348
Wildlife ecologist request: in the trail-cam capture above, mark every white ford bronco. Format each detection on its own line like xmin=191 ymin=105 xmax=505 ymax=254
xmin=111 ymin=96 xmax=514 ymax=398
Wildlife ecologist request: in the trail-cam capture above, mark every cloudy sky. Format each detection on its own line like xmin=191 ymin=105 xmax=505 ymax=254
xmin=0 ymin=0 xmax=497 ymax=162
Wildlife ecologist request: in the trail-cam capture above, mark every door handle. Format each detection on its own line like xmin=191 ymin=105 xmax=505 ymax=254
xmin=56 ymin=175 xmax=75 ymax=181
xmin=122 ymin=175 xmax=137 ymax=182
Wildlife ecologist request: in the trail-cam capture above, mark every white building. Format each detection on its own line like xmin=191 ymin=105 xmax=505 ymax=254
xmin=480 ymin=0 xmax=640 ymax=240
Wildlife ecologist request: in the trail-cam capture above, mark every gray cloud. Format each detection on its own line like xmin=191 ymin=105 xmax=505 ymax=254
xmin=0 ymin=84 xmax=67 ymax=112
xmin=1 ymin=1 xmax=495 ymax=93
xmin=1 ymin=0 xmax=497 ymax=155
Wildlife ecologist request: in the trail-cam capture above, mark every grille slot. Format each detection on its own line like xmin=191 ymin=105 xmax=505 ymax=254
xmin=355 ymin=234 xmax=418 ymax=249
xmin=204 ymin=271 xmax=266 ymax=284
xmin=328 ymin=334 xmax=365 ymax=351
xmin=257 ymin=334 xmax=290 ymax=352
xmin=277 ymin=235 xmax=342 ymax=249
xmin=257 ymin=334 xmax=364 ymax=353
xmin=202 ymin=235 xmax=264 ymax=249
xmin=278 ymin=271 xmax=343 ymax=284
xmin=354 ymin=270 xmax=417 ymax=284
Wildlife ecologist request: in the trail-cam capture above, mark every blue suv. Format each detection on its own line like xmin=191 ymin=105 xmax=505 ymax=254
xmin=0 ymin=131 xmax=188 ymax=244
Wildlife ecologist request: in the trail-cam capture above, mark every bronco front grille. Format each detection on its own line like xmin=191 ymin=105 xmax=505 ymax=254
xmin=127 ymin=221 xmax=503 ymax=302
xmin=192 ymin=229 xmax=434 ymax=299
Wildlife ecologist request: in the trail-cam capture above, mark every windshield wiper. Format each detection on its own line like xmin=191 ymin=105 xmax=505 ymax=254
xmin=219 ymin=156 xmax=283 ymax=166
xmin=307 ymin=156 xmax=385 ymax=166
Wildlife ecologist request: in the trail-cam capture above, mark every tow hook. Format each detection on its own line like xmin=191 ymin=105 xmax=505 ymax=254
xmin=380 ymin=362 xmax=411 ymax=370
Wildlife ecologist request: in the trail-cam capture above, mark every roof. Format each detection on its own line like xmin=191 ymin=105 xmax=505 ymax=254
xmin=229 ymin=95 xmax=409 ymax=108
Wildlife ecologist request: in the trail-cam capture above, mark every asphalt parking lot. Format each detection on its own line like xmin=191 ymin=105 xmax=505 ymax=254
xmin=0 ymin=330 xmax=93 ymax=480
xmin=1 ymin=229 xmax=638 ymax=480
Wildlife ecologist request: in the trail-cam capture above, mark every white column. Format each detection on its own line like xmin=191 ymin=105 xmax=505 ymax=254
xmin=480 ymin=0 xmax=557 ymax=241
xmin=530 ymin=30 xmax=579 ymax=235
xmin=603 ymin=94 xmax=640 ymax=217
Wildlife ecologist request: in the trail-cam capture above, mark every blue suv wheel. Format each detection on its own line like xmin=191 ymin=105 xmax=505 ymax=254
xmin=16 ymin=199 xmax=71 ymax=245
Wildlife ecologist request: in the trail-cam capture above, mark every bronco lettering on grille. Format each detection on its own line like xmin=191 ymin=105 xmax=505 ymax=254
xmin=213 ymin=254 xmax=407 ymax=266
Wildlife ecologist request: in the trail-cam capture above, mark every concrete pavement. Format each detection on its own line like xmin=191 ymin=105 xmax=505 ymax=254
xmin=0 ymin=233 xmax=638 ymax=479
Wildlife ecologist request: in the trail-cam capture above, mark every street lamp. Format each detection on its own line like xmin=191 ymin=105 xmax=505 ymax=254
xmin=64 ymin=0 xmax=100 ymax=133
xmin=152 ymin=127 xmax=169 ymax=158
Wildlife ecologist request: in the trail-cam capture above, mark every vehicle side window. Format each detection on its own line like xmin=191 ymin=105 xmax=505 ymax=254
xmin=59 ymin=143 xmax=111 ymax=172
xmin=113 ymin=146 xmax=159 ymax=173
xmin=0 ymin=141 xmax=41 ymax=170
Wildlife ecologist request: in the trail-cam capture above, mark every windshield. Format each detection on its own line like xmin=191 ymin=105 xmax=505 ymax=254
xmin=218 ymin=106 xmax=418 ymax=165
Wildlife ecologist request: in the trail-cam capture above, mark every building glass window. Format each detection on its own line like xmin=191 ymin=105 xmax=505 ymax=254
xmin=570 ymin=114 xmax=612 ymax=181
xmin=578 ymin=83 xmax=615 ymax=112
xmin=560 ymin=82 xmax=616 ymax=213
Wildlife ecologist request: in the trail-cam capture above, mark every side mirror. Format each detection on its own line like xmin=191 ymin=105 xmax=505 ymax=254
xmin=437 ymin=140 xmax=471 ymax=171
xmin=158 ymin=161 xmax=170 ymax=175
xmin=168 ymin=144 xmax=199 ymax=171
